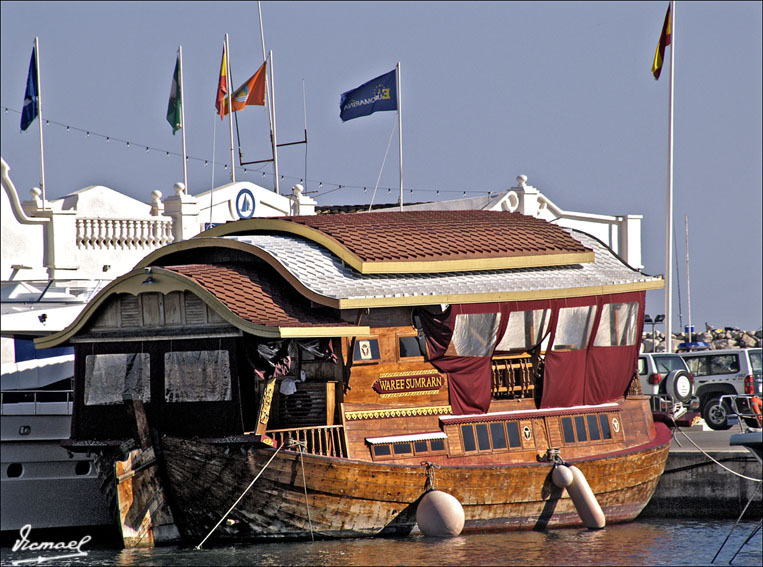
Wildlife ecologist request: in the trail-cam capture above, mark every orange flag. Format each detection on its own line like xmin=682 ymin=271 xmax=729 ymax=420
xmin=222 ymin=61 xmax=267 ymax=116
xmin=215 ymin=47 xmax=228 ymax=119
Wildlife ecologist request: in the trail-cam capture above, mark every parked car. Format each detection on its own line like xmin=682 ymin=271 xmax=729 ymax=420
xmin=679 ymin=348 xmax=763 ymax=430
xmin=637 ymin=353 xmax=696 ymax=416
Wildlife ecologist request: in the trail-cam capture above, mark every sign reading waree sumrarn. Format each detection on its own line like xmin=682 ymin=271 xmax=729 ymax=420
xmin=372 ymin=370 xmax=446 ymax=398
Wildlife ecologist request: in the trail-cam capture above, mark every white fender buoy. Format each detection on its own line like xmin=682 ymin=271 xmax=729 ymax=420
xmin=566 ymin=465 xmax=606 ymax=529
xmin=416 ymin=490 xmax=465 ymax=537
xmin=551 ymin=465 xmax=574 ymax=488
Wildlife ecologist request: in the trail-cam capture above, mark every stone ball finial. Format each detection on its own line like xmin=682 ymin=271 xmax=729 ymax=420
xmin=173 ymin=182 xmax=186 ymax=195
xmin=292 ymin=183 xmax=304 ymax=197
xmin=151 ymin=190 xmax=162 ymax=201
xmin=30 ymin=187 xmax=42 ymax=198
xmin=516 ymin=175 xmax=528 ymax=187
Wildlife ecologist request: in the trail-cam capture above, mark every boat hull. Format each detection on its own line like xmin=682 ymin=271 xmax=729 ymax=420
xmin=158 ymin=422 xmax=671 ymax=543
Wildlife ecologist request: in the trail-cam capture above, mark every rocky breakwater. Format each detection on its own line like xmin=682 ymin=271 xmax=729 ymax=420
xmin=642 ymin=326 xmax=762 ymax=353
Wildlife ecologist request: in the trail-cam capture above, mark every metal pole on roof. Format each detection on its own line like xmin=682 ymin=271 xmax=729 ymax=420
xmin=225 ymin=34 xmax=237 ymax=182
xmin=396 ymin=61 xmax=403 ymax=211
xmin=663 ymin=0 xmax=676 ymax=352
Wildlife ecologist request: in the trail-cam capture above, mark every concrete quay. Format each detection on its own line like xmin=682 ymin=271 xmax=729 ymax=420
xmin=641 ymin=423 xmax=762 ymax=519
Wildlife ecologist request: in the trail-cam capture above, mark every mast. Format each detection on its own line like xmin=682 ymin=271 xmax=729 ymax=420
xmin=397 ymin=61 xmax=403 ymax=211
xmin=685 ymin=215 xmax=692 ymax=343
xmin=258 ymin=1 xmax=279 ymax=194
xmin=34 ymin=37 xmax=47 ymax=208
xmin=178 ymin=46 xmax=189 ymax=193
xmin=663 ymin=0 xmax=676 ymax=352
xmin=225 ymin=34 xmax=236 ymax=182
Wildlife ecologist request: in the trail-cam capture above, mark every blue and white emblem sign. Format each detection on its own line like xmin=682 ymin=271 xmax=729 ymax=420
xmin=235 ymin=188 xmax=255 ymax=219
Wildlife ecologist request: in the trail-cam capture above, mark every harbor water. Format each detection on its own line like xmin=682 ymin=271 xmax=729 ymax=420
xmin=2 ymin=518 xmax=761 ymax=566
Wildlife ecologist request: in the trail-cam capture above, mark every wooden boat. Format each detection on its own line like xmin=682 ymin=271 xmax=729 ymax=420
xmin=39 ymin=210 xmax=669 ymax=547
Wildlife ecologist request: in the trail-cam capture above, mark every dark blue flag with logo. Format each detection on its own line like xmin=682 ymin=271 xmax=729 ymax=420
xmin=21 ymin=46 xmax=39 ymax=132
xmin=339 ymin=69 xmax=397 ymax=122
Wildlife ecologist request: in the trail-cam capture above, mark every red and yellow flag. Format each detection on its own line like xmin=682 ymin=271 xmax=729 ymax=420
xmin=222 ymin=61 xmax=267 ymax=116
xmin=652 ymin=4 xmax=672 ymax=80
xmin=215 ymin=47 xmax=228 ymax=119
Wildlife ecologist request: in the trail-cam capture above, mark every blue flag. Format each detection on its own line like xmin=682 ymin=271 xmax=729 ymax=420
xmin=21 ymin=46 xmax=39 ymax=132
xmin=339 ymin=69 xmax=397 ymax=122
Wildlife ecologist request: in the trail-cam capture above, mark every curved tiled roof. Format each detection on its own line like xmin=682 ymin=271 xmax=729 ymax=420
xmin=200 ymin=210 xmax=594 ymax=273
xmin=163 ymin=264 xmax=352 ymax=329
xmin=213 ymin=229 xmax=661 ymax=309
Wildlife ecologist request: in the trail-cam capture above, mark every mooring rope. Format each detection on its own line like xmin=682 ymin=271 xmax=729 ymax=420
xmin=670 ymin=418 xmax=761 ymax=483
xmin=294 ymin=440 xmax=315 ymax=542
xmin=710 ymin=482 xmax=762 ymax=564
xmin=195 ymin=443 xmax=284 ymax=550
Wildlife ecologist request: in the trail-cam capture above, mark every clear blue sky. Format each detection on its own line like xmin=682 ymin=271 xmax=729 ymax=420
xmin=1 ymin=1 xmax=761 ymax=332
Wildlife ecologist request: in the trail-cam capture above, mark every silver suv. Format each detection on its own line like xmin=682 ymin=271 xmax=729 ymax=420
xmin=679 ymin=348 xmax=762 ymax=430
xmin=637 ymin=353 xmax=696 ymax=416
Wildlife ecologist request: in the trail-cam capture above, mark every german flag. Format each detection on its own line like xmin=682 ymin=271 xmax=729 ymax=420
xmin=652 ymin=4 xmax=672 ymax=80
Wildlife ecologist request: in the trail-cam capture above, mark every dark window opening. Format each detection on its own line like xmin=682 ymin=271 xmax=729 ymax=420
xmin=507 ymin=422 xmax=521 ymax=448
xmin=599 ymin=415 xmax=612 ymax=439
xmin=7 ymin=463 xmax=23 ymax=478
xmin=562 ymin=417 xmax=575 ymax=443
xmin=393 ymin=443 xmax=412 ymax=455
xmin=574 ymin=416 xmax=588 ymax=442
xmin=587 ymin=414 xmax=601 ymax=441
xmin=373 ymin=444 xmax=391 ymax=457
xmin=490 ymin=422 xmax=507 ymax=449
xmin=399 ymin=336 xmax=424 ymax=358
xmin=462 ymin=425 xmax=476 ymax=452
xmin=430 ymin=439 xmax=445 ymax=452
xmin=74 ymin=461 xmax=91 ymax=476
xmin=476 ymin=423 xmax=491 ymax=451
xmin=414 ymin=441 xmax=428 ymax=453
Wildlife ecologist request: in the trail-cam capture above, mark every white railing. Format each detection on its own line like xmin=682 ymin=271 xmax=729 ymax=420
xmin=76 ymin=218 xmax=174 ymax=250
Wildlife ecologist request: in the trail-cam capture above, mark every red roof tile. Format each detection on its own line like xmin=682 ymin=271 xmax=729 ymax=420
xmin=263 ymin=210 xmax=588 ymax=263
xmin=163 ymin=264 xmax=350 ymax=329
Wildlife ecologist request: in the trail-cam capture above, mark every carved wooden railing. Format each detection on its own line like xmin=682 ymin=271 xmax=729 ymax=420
xmin=490 ymin=353 xmax=536 ymax=399
xmin=266 ymin=425 xmax=347 ymax=458
xmin=76 ymin=218 xmax=174 ymax=250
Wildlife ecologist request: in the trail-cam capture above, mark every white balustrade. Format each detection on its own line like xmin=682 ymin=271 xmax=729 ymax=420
xmin=76 ymin=218 xmax=174 ymax=250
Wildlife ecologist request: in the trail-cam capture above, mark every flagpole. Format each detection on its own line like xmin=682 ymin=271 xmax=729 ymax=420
xmin=257 ymin=1 xmax=279 ymax=195
xmin=396 ymin=61 xmax=403 ymax=211
xmin=225 ymin=34 xmax=236 ymax=182
xmin=664 ymin=0 xmax=675 ymax=352
xmin=269 ymin=50 xmax=280 ymax=195
xmin=34 ymin=37 xmax=47 ymax=209
xmin=178 ymin=46 xmax=189 ymax=193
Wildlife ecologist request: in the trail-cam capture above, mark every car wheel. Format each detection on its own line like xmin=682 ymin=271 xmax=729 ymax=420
xmin=702 ymin=396 xmax=732 ymax=431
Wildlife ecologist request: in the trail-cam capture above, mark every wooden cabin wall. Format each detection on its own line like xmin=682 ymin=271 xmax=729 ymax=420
xmin=71 ymin=291 xmax=246 ymax=441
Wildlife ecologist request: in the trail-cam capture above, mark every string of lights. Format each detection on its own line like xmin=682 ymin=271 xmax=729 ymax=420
xmin=2 ymin=105 xmax=500 ymax=200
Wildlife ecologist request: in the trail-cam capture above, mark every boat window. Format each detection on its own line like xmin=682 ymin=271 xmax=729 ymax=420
xmin=574 ymin=416 xmax=588 ymax=441
xmin=476 ymin=423 xmax=491 ymax=451
xmin=450 ymin=313 xmax=501 ymax=356
xmin=372 ymin=444 xmax=391 ymax=457
xmin=353 ymin=338 xmax=380 ymax=363
xmin=495 ymin=309 xmax=551 ymax=351
xmin=393 ymin=443 xmax=412 ymax=455
xmin=430 ymin=438 xmax=446 ymax=452
xmin=599 ymin=415 xmax=612 ymax=439
xmin=84 ymin=353 xmax=150 ymax=405
xmin=414 ymin=440 xmax=428 ymax=453
xmin=593 ymin=302 xmax=639 ymax=347
xmin=552 ymin=306 xmax=596 ymax=351
xmin=490 ymin=422 xmax=507 ymax=450
xmin=561 ymin=417 xmax=575 ymax=443
xmin=506 ymin=422 xmax=521 ymax=448
xmin=587 ymin=414 xmax=601 ymax=440
xmin=398 ymin=334 xmax=425 ymax=359
xmin=461 ymin=425 xmax=477 ymax=452
xmin=164 ymin=350 xmax=231 ymax=402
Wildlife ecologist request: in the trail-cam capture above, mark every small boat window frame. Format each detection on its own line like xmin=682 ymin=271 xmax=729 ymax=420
xmin=352 ymin=337 xmax=381 ymax=365
xmin=396 ymin=331 xmax=426 ymax=361
xmin=460 ymin=420 xmax=525 ymax=455
xmin=369 ymin=437 xmax=448 ymax=461
xmin=560 ymin=413 xmax=616 ymax=446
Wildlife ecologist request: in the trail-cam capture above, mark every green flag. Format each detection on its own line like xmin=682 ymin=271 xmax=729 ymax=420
xmin=166 ymin=54 xmax=181 ymax=134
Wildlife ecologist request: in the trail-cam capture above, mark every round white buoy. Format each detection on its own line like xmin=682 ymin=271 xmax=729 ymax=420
xmin=416 ymin=490 xmax=465 ymax=537
xmin=551 ymin=464 xmax=574 ymax=488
